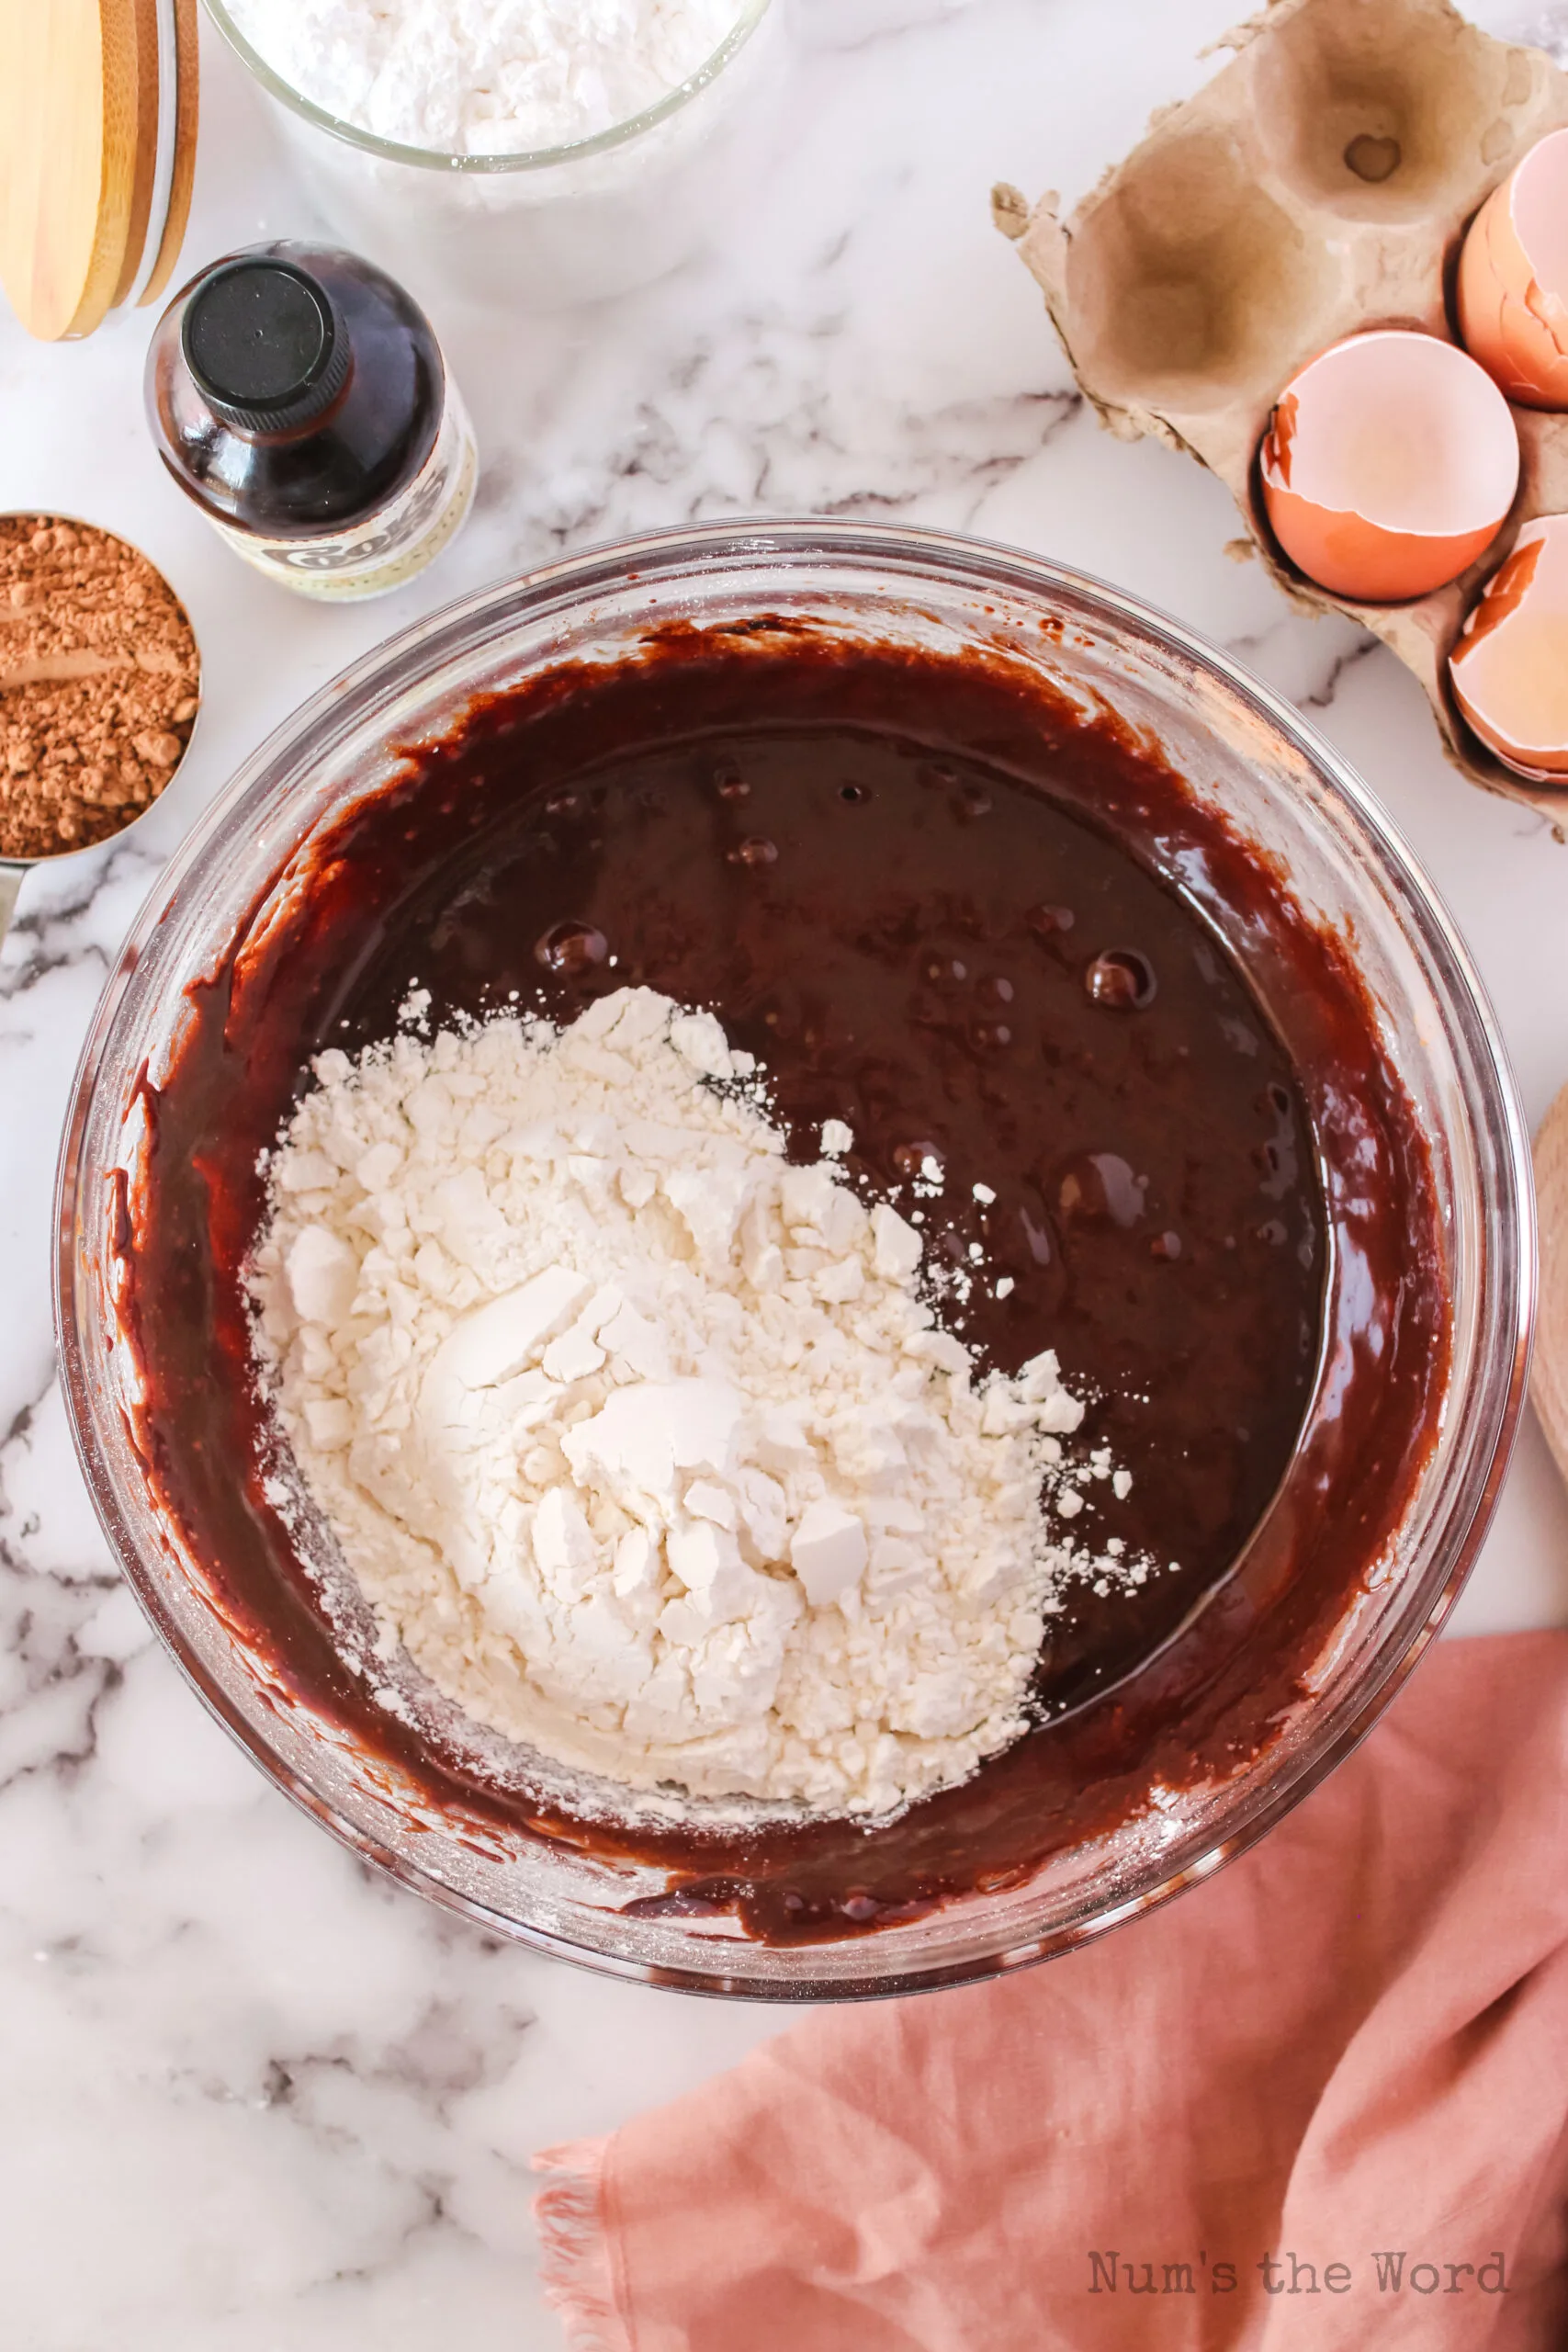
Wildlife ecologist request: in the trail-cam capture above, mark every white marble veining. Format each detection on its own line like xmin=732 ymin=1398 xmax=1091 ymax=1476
xmin=4 ymin=2 xmax=1568 ymax=2342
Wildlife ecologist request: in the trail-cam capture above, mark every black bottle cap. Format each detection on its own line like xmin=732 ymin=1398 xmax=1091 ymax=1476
xmin=181 ymin=256 xmax=351 ymax=435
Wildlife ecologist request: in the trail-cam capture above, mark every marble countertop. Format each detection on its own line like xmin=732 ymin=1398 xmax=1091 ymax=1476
xmin=5 ymin=2 xmax=1568 ymax=2342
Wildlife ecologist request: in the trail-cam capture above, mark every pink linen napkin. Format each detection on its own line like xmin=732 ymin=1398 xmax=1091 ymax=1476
xmin=534 ymin=1630 xmax=1568 ymax=2350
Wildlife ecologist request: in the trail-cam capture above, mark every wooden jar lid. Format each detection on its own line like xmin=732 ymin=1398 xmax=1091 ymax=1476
xmin=0 ymin=0 xmax=198 ymax=341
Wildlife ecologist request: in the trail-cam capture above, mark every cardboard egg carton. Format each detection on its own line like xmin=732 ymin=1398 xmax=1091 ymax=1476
xmin=994 ymin=0 xmax=1568 ymax=821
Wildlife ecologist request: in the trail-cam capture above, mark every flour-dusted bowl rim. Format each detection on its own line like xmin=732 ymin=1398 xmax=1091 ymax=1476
xmin=54 ymin=521 xmax=1534 ymax=1997
xmin=199 ymin=0 xmax=775 ymax=173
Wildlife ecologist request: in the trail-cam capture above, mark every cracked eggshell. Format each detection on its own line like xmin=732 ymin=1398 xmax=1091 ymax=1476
xmin=1259 ymin=331 xmax=1519 ymax=601
xmin=1449 ymin=514 xmax=1568 ymax=778
xmin=1458 ymin=129 xmax=1568 ymax=410
xmin=996 ymin=0 xmax=1568 ymax=818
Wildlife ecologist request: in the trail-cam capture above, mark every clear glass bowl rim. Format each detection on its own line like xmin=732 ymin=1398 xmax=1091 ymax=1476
xmin=198 ymin=0 xmax=775 ymax=174
xmin=53 ymin=517 xmax=1537 ymax=1999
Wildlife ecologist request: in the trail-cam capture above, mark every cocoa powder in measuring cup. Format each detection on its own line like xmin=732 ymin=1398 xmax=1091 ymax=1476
xmin=0 ymin=516 xmax=199 ymax=861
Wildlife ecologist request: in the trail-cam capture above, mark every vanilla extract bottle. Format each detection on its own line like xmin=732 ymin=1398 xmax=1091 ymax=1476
xmin=146 ymin=241 xmax=477 ymax=600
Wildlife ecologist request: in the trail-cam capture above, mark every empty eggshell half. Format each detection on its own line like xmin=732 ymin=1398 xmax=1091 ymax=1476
xmin=1450 ymin=514 xmax=1568 ymax=782
xmin=1259 ymin=330 xmax=1520 ymax=602
xmin=1458 ymin=129 xmax=1568 ymax=412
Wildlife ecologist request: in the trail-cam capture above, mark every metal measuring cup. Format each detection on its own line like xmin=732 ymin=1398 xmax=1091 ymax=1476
xmin=0 ymin=513 xmax=201 ymax=959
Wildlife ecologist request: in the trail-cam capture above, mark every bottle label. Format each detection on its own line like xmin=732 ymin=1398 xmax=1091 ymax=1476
xmin=209 ymin=388 xmax=479 ymax=602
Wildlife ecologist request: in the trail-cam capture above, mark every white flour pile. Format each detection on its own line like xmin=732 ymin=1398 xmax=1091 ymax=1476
xmin=249 ymin=987 xmax=1145 ymax=1817
xmin=226 ymin=0 xmax=746 ymax=155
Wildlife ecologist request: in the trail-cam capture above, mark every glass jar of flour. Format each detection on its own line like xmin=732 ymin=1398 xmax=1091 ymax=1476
xmin=199 ymin=0 xmax=788 ymax=313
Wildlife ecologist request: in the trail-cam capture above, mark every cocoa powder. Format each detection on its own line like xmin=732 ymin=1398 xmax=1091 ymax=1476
xmin=0 ymin=516 xmax=200 ymax=862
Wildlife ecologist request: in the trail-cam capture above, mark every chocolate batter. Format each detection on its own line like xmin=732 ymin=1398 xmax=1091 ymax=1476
xmin=120 ymin=622 xmax=1448 ymax=1946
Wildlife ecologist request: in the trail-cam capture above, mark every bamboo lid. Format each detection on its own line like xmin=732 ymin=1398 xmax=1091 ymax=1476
xmin=0 ymin=0 xmax=197 ymax=342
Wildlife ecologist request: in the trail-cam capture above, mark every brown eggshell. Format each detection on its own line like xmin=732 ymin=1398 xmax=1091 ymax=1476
xmin=1259 ymin=331 xmax=1519 ymax=600
xmin=1450 ymin=514 xmax=1568 ymax=778
xmin=1458 ymin=129 xmax=1568 ymax=410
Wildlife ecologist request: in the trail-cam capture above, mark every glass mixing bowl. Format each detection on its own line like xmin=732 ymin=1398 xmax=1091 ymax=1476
xmin=55 ymin=522 xmax=1533 ymax=1999
xmin=200 ymin=0 xmax=787 ymax=311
